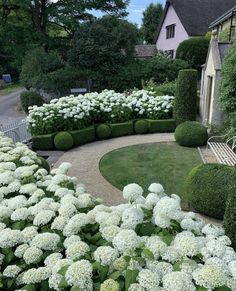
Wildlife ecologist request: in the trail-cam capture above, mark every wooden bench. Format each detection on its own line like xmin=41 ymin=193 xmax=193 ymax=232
xmin=207 ymin=135 xmax=236 ymax=166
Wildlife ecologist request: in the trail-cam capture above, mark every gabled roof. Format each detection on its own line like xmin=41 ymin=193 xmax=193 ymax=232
xmin=155 ymin=0 xmax=236 ymax=42
xmin=134 ymin=45 xmax=157 ymax=58
xmin=209 ymin=5 xmax=236 ymax=29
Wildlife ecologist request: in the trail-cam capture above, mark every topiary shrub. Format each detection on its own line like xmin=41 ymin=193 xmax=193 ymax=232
xmin=54 ymin=132 xmax=74 ymax=151
xmin=96 ymin=124 xmax=112 ymax=139
xmin=134 ymin=120 xmax=149 ymax=134
xmin=70 ymin=127 xmax=96 ymax=146
xmin=184 ymin=163 xmax=234 ymax=219
xmin=32 ymin=133 xmax=56 ymax=150
xmin=176 ymin=37 xmax=209 ymax=70
xmin=174 ymin=69 xmax=197 ymax=125
xmin=20 ymin=91 xmax=44 ymax=113
xmin=224 ymin=166 xmax=236 ymax=249
xmin=37 ymin=156 xmax=50 ymax=173
xmin=110 ymin=121 xmax=134 ymax=137
xmin=149 ymin=119 xmax=176 ymax=133
xmin=175 ymin=121 xmax=208 ymax=147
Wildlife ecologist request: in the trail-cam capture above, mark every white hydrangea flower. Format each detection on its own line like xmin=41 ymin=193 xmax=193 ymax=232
xmin=33 ymin=210 xmax=55 ymax=226
xmin=44 ymin=253 xmax=63 ymax=269
xmin=23 ymin=246 xmax=43 ymax=264
xmin=63 ymin=213 xmax=91 ymax=237
xmin=161 ymin=246 xmax=181 ymax=263
xmin=0 ymin=228 xmax=22 ymax=248
xmin=121 ymin=207 xmax=144 ymax=229
xmin=21 ymin=226 xmax=38 ymax=243
xmin=11 ymin=207 xmax=30 ymax=221
xmin=0 ymin=222 xmax=6 ymax=231
xmin=3 ymin=265 xmax=21 ymax=277
xmin=65 ymin=260 xmax=93 ymax=289
xmin=145 ymin=193 xmax=161 ymax=209
xmin=20 ymin=183 xmax=38 ymax=195
xmin=123 ymin=183 xmax=143 ymax=203
xmin=137 ymin=269 xmax=160 ymax=290
xmin=100 ymin=278 xmax=119 ymax=291
xmin=193 ymin=264 xmax=227 ymax=289
xmin=162 ymin=271 xmax=196 ymax=291
xmin=113 ymin=257 xmax=128 ymax=271
xmin=51 ymin=216 xmax=69 ymax=231
xmin=66 ymin=241 xmax=90 ymax=260
xmin=146 ymin=261 xmax=173 ymax=278
xmin=0 ymin=206 xmax=12 ymax=221
xmin=14 ymin=244 xmax=29 ymax=261
xmin=148 ymin=183 xmax=165 ymax=195
xmin=173 ymin=232 xmax=200 ymax=257
xmin=94 ymin=246 xmax=119 ymax=266
xmin=101 ymin=225 xmax=120 ymax=242
xmin=202 ymin=224 xmax=225 ymax=237
xmin=22 ymin=268 xmax=45 ymax=284
xmin=113 ymin=229 xmax=141 ymax=254
xmin=77 ymin=194 xmax=93 ymax=208
xmin=58 ymin=203 xmax=77 ymax=218
xmin=95 ymin=211 xmax=120 ymax=228
xmin=31 ymin=233 xmax=60 ymax=251
xmin=145 ymin=236 xmax=167 ymax=259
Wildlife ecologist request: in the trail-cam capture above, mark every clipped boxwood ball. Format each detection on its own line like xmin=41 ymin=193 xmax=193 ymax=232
xmin=96 ymin=124 xmax=112 ymax=139
xmin=54 ymin=132 xmax=74 ymax=150
xmin=184 ymin=163 xmax=234 ymax=219
xmin=175 ymin=121 xmax=208 ymax=147
xmin=134 ymin=120 xmax=149 ymax=134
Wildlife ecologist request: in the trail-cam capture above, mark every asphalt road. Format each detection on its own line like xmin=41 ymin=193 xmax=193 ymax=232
xmin=0 ymin=89 xmax=26 ymax=127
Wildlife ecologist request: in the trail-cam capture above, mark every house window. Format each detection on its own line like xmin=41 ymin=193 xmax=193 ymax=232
xmin=165 ymin=50 xmax=174 ymax=59
xmin=166 ymin=24 xmax=175 ymax=39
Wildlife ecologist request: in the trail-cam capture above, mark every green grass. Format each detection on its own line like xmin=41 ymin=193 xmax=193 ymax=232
xmin=0 ymin=83 xmax=23 ymax=96
xmin=99 ymin=142 xmax=203 ymax=209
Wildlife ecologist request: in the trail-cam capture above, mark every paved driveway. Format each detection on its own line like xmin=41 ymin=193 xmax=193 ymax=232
xmin=0 ymin=89 xmax=26 ymax=126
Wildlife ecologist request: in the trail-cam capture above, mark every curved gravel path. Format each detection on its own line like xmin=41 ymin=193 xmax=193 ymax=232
xmin=53 ymin=133 xmax=175 ymax=206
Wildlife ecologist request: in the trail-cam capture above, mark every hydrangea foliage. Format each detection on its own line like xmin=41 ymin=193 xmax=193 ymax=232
xmin=0 ymin=132 xmax=235 ymax=291
xmin=27 ymin=90 xmax=174 ymax=135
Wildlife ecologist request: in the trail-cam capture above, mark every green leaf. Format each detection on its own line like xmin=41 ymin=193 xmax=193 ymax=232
xmin=71 ymin=287 xmax=81 ymax=291
xmin=3 ymin=249 xmax=15 ymax=264
xmin=159 ymin=232 xmax=173 ymax=246
xmin=196 ymin=287 xmax=208 ymax=291
xmin=6 ymin=278 xmax=14 ymax=288
xmin=215 ymin=286 xmax=231 ymax=291
xmin=58 ymin=278 xmax=69 ymax=289
xmin=40 ymin=280 xmax=53 ymax=290
xmin=98 ymin=265 xmax=109 ymax=282
xmin=110 ymin=271 xmax=122 ymax=280
xmin=136 ymin=222 xmax=157 ymax=236
xmin=22 ymin=285 xmax=37 ymax=291
xmin=123 ymin=256 xmax=131 ymax=263
xmin=58 ymin=265 xmax=69 ymax=276
xmin=125 ymin=269 xmax=139 ymax=291
xmin=142 ymin=248 xmax=154 ymax=259
xmin=173 ymin=261 xmax=182 ymax=271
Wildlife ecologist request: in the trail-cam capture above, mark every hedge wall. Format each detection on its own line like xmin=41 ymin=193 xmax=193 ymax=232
xmin=32 ymin=119 xmax=177 ymax=150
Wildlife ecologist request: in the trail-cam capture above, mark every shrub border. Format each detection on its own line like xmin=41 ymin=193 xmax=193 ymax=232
xmin=32 ymin=119 xmax=177 ymax=151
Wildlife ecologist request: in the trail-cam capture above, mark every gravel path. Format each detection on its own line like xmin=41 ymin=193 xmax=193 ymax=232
xmin=54 ymin=133 xmax=175 ymax=206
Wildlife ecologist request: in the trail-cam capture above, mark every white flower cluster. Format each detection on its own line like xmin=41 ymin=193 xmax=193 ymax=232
xmin=27 ymin=89 xmax=174 ymax=135
xmin=0 ymin=132 xmax=235 ymax=291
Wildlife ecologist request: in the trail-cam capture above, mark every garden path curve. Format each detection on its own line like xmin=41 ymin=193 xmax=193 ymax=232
xmin=53 ymin=133 xmax=175 ymax=206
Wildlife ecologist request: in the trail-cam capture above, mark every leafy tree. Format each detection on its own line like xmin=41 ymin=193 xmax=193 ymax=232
xmin=176 ymin=37 xmax=210 ymax=71
xmin=142 ymin=3 xmax=163 ymax=44
xmin=220 ymin=43 xmax=236 ymax=113
xmin=69 ymin=16 xmax=140 ymax=74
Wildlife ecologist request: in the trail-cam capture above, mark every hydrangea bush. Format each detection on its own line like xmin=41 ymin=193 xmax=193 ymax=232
xmin=0 ymin=132 xmax=236 ymax=291
xmin=27 ymin=90 xmax=174 ymax=135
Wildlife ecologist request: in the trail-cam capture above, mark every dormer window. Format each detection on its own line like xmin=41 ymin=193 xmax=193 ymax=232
xmin=166 ymin=24 xmax=176 ymax=39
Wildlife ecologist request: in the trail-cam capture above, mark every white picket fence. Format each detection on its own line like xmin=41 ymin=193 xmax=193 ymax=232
xmin=0 ymin=119 xmax=31 ymax=143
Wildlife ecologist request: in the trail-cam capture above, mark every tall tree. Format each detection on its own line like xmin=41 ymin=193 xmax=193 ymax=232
xmin=0 ymin=0 xmax=129 ymax=38
xmin=142 ymin=3 xmax=163 ymax=44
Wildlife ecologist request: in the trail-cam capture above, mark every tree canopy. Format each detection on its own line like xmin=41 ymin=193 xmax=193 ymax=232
xmin=142 ymin=3 xmax=163 ymax=44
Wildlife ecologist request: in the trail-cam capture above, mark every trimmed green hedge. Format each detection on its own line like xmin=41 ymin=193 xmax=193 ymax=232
xmin=96 ymin=124 xmax=112 ymax=139
xmin=32 ymin=133 xmax=56 ymax=150
xmin=184 ymin=164 xmax=234 ymax=219
xmin=110 ymin=121 xmax=134 ymax=137
xmin=32 ymin=119 xmax=177 ymax=150
xmin=70 ymin=127 xmax=96 ymax=146
xmin=174 ymin=69 xmax=197 ymax=125
xmin=20 ymin=91 xmax=44 ymax=113
xmin=224 ymin=166 xmax=236 ymax=249
xmin=134 ymin=120 xmax=149 ymax=134
xmin=175 ymin=121 xmax=208 ymax=147
xmin=149 ymin=119 xmax=176 ymax=133
xmin=54 ymin=132 xmax=74 ymax=151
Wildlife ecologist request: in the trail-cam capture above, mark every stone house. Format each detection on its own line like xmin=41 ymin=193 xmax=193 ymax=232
xmin=155 ymin=0 xmax=236 ymax=58
xmin=200 ymin=5 xmax=236 ymax=126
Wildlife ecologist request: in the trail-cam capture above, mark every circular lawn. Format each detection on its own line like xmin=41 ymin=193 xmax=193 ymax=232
xmin=99 ymin=142 xmax=202 ymax=209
